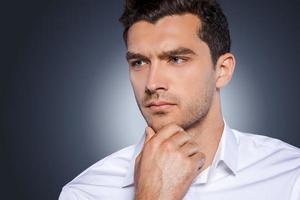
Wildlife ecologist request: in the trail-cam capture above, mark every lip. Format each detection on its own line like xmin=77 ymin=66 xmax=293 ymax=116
xmin=146 ymin=101 xmax=176 ymax=112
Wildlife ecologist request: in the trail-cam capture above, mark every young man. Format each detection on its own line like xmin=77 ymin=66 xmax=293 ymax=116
xmin=59 ymin=0 xmax=300 ymax=199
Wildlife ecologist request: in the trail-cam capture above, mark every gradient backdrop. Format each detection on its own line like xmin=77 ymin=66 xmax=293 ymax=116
xmin=1 ymin=0 xmax=299 ymax=199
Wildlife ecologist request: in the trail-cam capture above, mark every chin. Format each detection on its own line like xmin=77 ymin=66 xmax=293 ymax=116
xmin=147 ymin=114 xmax=179 ymax=132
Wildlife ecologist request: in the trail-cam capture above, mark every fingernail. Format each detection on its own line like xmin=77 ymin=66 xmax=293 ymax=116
xmin=178 ymin=127 xmax=184 ymax=132
xmin=199 ymin=158 xmax=206 ymax=166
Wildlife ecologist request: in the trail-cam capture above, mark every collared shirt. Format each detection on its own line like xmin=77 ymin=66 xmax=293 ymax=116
xmin=59 ymin=121 xmax=300 ymax=199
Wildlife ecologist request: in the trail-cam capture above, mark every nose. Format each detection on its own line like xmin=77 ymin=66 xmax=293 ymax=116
xmin=145 ymin=62 xmax=168 ymax=94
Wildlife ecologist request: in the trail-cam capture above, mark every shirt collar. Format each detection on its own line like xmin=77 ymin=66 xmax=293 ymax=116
xmin=220 ymin=119 xmax=239 ymax=175
xmin=192 ymin=119 xmax=239 ymax=185
xmin=121 ymin=131 xmax=145 ymax=188
xmin=121 ymin=119 xmax=239 ymax=188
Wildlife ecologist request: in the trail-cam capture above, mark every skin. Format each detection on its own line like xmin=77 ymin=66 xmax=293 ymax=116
xmin=126 ymin=14 xmax=235 ymax=200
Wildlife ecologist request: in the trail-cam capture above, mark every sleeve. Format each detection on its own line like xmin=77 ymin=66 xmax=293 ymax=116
xmin=290 ymin=172 xmax=300 ymax=200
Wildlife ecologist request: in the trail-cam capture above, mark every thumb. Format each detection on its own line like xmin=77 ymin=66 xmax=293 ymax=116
xmin=144 ymin=126 xmax=155 ymax=143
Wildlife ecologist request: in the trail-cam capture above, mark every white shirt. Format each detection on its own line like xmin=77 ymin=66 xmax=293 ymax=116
xmin=59 ymin=121 xmax=300 ymax=199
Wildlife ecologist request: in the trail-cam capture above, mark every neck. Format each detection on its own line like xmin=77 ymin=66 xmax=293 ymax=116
xmin=186 ymin=92 xmax=224 ymax=171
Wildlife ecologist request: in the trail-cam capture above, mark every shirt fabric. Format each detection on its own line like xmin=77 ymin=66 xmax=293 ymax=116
xmin=59 ymin=120 xmax=300 ymax=199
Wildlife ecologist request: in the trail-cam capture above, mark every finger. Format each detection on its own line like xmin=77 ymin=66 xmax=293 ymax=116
xmin=155 ymin=123 xmax=184 ymax=143
xmin=134 ymin=153 xmax=142 ymax=172
xmin=144 ymin=126 xmax=156 ymax=144
xmin=179 ymin=142 xmax=200 ymax=156
xmin=169 ymin=131 xmax=192 ymax=148
xmin=190 ymin=152 xmax=206 ymax=171
xmin=135 ymin=153 xmax=141 ymax=165
xmin=134 ymin=153 xmax=141 ymax=183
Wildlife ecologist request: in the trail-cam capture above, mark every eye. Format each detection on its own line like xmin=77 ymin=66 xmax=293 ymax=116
xmin=130 ymin=60 xmax=147 ymax=68
xmin=169 ymin=56 xmax=186 ymax=64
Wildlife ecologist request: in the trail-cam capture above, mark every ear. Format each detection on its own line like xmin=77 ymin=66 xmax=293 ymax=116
xmin=215 ymin=53 xmax=236 ymax=89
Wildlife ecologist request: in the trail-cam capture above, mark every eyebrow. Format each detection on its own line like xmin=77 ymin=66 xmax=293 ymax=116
xmin=126 ymin=52 xmax=149 ymax=62
xmin=126 ymin=47 xmax=197 ymax=61
xmin=159 ymin=47 xmax=197 ymax=59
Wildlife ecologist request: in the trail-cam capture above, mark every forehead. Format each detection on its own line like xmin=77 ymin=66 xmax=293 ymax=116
xmin=127 ymin=14 xmax=205 ymax=54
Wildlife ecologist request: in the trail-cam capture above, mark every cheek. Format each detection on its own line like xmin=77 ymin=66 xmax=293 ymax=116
xmin=130 ymin=73 xmax=145 ymax=101
xmin=172 ymin=67 xmax=205 ymax=91
xmin=176 ymin=69 xmax=214 ymax=103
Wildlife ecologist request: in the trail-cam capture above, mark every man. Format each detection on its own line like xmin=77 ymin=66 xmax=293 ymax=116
xmin=59 ymin=0 xmax=300 ymax=199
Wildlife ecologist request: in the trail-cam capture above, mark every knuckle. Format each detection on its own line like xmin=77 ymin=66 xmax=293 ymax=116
xmin=147 ymin=138 xmax=159 ymax=148
xmin=191 ymin=143 xmax=200 ymax=152
xmin=186 ymin=158 xmax=195 ymax=169
xmin=198 ymin=152 xmax=206 ymax=159
xmin=166 ymin=141 xmax=175 ymax=150
xmin=182 ymin=132 xmax=192 ymax=140
xmin=162 ymin=140 xmax=175 ymax=151
xmin=185 ymin=142 xmax=196 ymax=150
xmin=143 ymin=141 xmax=158 ymax=154
xmin=193 ymin=145 xmax=201 ymax=153
xmin=188 ymin=141 xmax=197 ymax=146
xmin=176 ymin=150 xmax=186 ymax=160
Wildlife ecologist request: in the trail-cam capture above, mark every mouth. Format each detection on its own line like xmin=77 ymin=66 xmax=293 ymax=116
xmin=146 ymin=101 xmax=176 ymax=112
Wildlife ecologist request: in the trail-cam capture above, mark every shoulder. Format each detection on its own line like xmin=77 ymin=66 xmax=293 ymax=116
xmin=59 ymin=144 xmax=135 ymax=199
xmin=233 ymin=129 xmax=300 ymax=154
xmin=233 ymin=128 xmax=300 ymax=173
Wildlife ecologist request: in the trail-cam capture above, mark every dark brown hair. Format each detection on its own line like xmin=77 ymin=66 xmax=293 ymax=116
xmin=119 ymin=0 xmax=231 ymax=65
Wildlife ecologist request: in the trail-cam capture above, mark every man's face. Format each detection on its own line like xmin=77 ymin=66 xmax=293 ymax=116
xmin=126 ymin=14 xmax=217 ymax=132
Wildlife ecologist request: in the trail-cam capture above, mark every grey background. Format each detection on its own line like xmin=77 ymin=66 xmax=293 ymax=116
xmin=1 ymin=0 xmax=299 ymax=199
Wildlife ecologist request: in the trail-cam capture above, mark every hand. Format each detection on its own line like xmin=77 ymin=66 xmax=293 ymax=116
xmin=134 ymin=124 xmax=206 ymax=200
